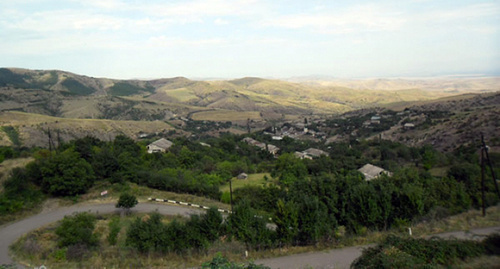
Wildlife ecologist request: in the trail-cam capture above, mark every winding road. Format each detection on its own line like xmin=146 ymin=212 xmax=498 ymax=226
xmin=1 ymin=202 xmax=499 ymax=268
xmin=0 ymin=203 xmax=201 ymax=266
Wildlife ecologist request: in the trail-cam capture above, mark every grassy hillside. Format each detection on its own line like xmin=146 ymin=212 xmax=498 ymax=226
xmin=0 ymin=111 xmax=176 ymax=147
xmin=3 ymin=68 xmax=487 ymax=121
xmin=373 ymin=92 xmax=500 ymax=151
xmin=2 ymin=68 xmax=499 ymax=148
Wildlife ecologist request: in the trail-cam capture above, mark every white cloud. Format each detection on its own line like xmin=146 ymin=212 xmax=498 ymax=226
xmin=3 ymin=10 xmax=126 ymax=32
xmin=214 ymin=18 xmax=229 ymax=25
xmin=147 ymin=36 xmax=226 ymax=47
xmin=141 ymin=0 xmax=260 ymax=18
xmin=261 ymin=4 xmax=406 ymax=34
xmin=426 ymin=3 xmax=499 ymax=22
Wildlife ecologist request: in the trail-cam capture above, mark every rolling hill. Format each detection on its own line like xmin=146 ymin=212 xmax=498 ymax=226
xmin=1 ymin=67 xmax=499 ymax=148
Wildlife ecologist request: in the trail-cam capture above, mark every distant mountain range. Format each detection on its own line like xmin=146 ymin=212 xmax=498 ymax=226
xmin=2 ymin=67 xmax=498 ymax=120
xmin=0 ymin=67 xmax=499 ymax=148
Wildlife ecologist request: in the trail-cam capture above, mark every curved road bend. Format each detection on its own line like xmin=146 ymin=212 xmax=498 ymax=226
xmin=0 ymin=203 xmax=201 ymax=265
xmin=256 ymin=225 xmax=500 ymax=269
xmin=1 ymin=203 xmax=499 ymax=268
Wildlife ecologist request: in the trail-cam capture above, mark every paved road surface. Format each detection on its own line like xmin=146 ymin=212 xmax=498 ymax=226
xmin=255 ymin=226 xmax=500 ymax=269
xmin=1 ymin=202 xmax=499 ymax=268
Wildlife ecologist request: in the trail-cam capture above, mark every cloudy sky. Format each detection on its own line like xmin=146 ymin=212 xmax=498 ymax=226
xmin=1 ymin=0 xmax=499 ymax=79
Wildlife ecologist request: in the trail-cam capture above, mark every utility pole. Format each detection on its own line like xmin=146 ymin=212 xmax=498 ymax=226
xmin=480 ymin=134 xmax=500 ymax=216
xmin=481 ymin=145 xmax=486 ymax=217
xmin=47 ymin=128 xmax=55 ymax=152
xmin=229 ymin=178 xmax=234 ymax=213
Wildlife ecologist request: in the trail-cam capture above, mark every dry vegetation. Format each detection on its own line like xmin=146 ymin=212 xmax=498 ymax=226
xmin=0 ymin=158 xmax=33 ymax=192
xmin=0 ymin=111 xmax=175 ymax=147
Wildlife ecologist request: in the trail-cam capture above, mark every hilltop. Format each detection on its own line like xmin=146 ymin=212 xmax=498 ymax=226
xmin=1 ymin=67 xmax=499 ymax=149
xmin=4 ymin=68 xmax=495 ymax=120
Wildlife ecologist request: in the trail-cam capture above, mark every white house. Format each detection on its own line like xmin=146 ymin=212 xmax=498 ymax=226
xmin=358 ymin=164 xmax=392 ymax=180
xmin=147 ymin=138 xmax=173 ymax=153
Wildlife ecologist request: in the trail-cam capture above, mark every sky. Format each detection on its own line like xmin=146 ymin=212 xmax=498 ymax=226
xmin=1 ymin=0 xmax=499 ymax=79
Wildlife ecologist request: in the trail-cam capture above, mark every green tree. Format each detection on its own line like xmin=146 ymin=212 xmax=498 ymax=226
xmin=274 ymin=199 xmax=298 ymax=245
xmin=228 ymin=200 xmax=273 ymax=250
xmin=126 ymin=212 xmax=167 ymax=252
xmin=38 ymin=149 xmax=95 ymax=196
xmin=116 ymin=193 xmax=138 ymax=213
xmin=91 ymin=146 xmax=119 ymax=181
xmin=200 ymin=207 xmax=224 ymax=241
xmin=55 ymin=212 xmax=98 ymax=247
xmin=272 ymin=153 xmax=308 ymax=186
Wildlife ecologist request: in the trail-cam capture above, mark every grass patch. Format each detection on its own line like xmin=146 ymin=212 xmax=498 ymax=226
xmin=61 ymin=78 xmax=95 ymax=96
xmin=109 ymin=82 xmax=151 ymax=96
xmin=412 ymin=205 xmax=500 ymax=236
xmin=164 ymin=88 xmax=199 ymax=102
xmin=428 ymin=166 xmax=450 ymax=177
xmin=79 ymin=182 xmax=230 ymax=211
xmin=220 ymin=173 xmax=271 ymax=193
xmin=191 ymin=110 xmax=262 ymax=122
xmin=0 ymin=126 xmax=21 ymax=147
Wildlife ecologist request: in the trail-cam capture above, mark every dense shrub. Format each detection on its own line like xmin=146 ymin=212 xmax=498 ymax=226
xmin=351 ymin=235 xmax=488 ymax=268
xmin=55 ymin=212 xmax=98 ymax=248
xmin=228 ymin=200 xmax=274 ymax=250
xmin=116 ymin=193 xmax=138 ymax=211
xmin=27 ymin=149 xmax=95 ymax=196
xmin=0 ymin=168 xmax=43 ymax=215
xmin=126 ymin=209 xmax=225 ymax=253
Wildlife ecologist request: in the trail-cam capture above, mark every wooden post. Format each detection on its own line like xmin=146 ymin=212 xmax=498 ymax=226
xmin=481 ymin=145 xmax=486 ymax=217
xmin=482 ymin=135 xmax=500 ymax=199
xmin=229 ymin=178 xmax=234 ymax=213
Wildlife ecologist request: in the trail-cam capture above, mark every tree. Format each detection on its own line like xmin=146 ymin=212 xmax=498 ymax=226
xmin=37 ymin=149 xmax=95 ymax=196
xmin=228 ymin=200 xmax=273 ymax=250
xmin=274 ymin=199 xmax=298 ymax=245
xmin=116 ymin=193 xmax=138 ymax=213
xmin=126 ymin=212 xmax=167 ymax=252
xmin=272 ymin=153 xmax=308 ymax=186
xmin=55 ymin=212 xmax=98 ymax=247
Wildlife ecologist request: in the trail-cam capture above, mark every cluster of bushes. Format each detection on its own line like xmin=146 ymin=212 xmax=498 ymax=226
xmin=0 ymin=146 xmax=16 ymax=163
xmin=126 ymin=208 xmax=224 ymax=253
xmin=0 ymin=168 xmax=43 ymax=216
xmin=233 ymin=165 xmax=485 ymax=246
xmin=351 ymin=234 xmax=500 ymax=268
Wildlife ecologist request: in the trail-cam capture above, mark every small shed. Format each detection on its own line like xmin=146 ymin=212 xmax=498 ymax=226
xmin=237 ymin=173 xmax=248 ymax=180
xmin=303 ymin=148 xmax=329 ymax=158
xmin=358 ymin=164 xmax=392 ymax=180
xmin=404 ymin=123 xmax=415 ymax=129
xmin=147 ymin=138 xmax=173 ymax=153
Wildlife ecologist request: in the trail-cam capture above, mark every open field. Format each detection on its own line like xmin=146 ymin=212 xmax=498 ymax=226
xmin=82 ymin=182 xmax=230 ymax=211
xmin=220 ymin=173 xmax=271 ymax=193
xmin=191 ymin=110 xmax=263 ymax=122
